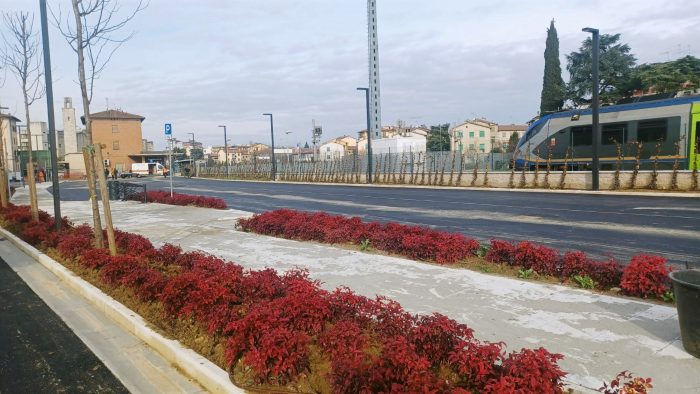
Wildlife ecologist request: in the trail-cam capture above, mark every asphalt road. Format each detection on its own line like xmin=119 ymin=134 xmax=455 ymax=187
xmin=54 ymin=177 xmax=700 ymax=266
xmin=0 ymin=255 xmax=127 ymax=393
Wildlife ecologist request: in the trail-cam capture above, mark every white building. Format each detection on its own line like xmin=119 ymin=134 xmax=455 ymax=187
xmin=0 ymin=113 xmax=20 ymax=174
xmin=320 ymin=136 xmax=357 ymax=161
xmin=358 ymin=126 xmax=427 ymax=155
xmin=62 ymin=97 xmax=79 ymax=155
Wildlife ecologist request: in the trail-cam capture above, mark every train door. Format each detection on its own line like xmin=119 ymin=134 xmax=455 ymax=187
xmin=692 ymin=103 xmax=700 ymax=170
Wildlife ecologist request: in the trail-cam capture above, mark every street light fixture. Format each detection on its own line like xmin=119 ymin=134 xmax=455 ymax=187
xmin=218 ymin=125 xmax=228 ymax=177
xmin=262 ymin=113 xmax=276 ymax=180
xmin=583 ymin=27 xmax=600 ymax=191
xmin=357 ymin=87 xmax=373 ymax=184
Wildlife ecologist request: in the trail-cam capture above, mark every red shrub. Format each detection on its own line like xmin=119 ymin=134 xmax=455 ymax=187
xmin=587 ymin=259 xmax=623 ymax=290
xmin=412 ymin=313 xmax=474 ymax=368
xmin=600 ymin=371 xmax=653 ymax=394
xmin=620 ymin=255 xmax=671 ymax=298
xmin=57 ymin=227 xmax=95 ymax=259
xmin=21 ymin=221 xmax=57 ymax=247
xmin=486 ymin=347 xmax=566 ymax=394
xmin=561 ymin=251 xmax=590 ymax=278
xmin=79 ymin=248 xmax=112 ymax=269
xmin=485 ymin=239 xmax=516 ymax=265
xmin=99 ymin=255 xmax=144 ymax=286
xmin=153 ymin=243 xmax=183 ymax=267
xmin=234 ymin=327 xmax=310 ymax=384
xmin=513 ymin=242 xmax=559 ymax=275
xmin=114 ymin=229 xmax=156 ymax=258
xmin=448 ymin=340 xmax=504 ymax=388
xmin=132 ymin=190 xmax=227 ymax=209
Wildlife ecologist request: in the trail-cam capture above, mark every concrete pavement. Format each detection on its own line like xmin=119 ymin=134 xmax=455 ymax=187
xmin=17 ymin=182 xmax=700 ymax=393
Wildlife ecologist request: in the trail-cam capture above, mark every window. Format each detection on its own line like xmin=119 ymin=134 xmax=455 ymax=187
xmin=571 ymin=126 xmax=592 ymax=146
xmin=112 ymin=125 xmax=119 ymax=133
xmin=469 ymin=143 xmax=475 ymax=150
xmin=112 ymin=141 xmax=120 ymax=150
xmin=479 ymin=143 xmax=485 ymax=152
xmin=638 ymin=119 xmax=667 ymax=143
xmin=602 ymin=123 xmax=625 ymax=145
xmin=479 ymin=130 xmax=485 ymax=138
xmin=469 ymin=131 xmax=474 ymax=138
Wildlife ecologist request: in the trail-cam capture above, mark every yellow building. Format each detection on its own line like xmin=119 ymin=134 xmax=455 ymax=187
xmin=91 ymin=109 xmax=145 ymax=172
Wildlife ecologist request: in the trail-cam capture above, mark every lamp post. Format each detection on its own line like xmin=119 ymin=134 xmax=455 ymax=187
xmin=218 ymin=125 xmax=228 ymax=177
xmin=262 ymin=113 xmax=276 ymax=180
xmin=583 ymin=27 xmax=600 ymax=191
xmin=357 ymin=87 xmax=372 ymax=183
xmin=187 ymin=132 xmax=195 ymax=175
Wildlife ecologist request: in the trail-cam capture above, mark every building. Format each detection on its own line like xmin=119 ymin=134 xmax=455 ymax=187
xmin=357 ymin=126 xmax=427 ymax=154
xmin=494 ymin=124 xmax=527 ymax=151
xmin=90 ymin=109 xmax=145 ymax=172
xmin=142 ymin=139 xmax=154 ymax=152
xmin=62 ymin=97 xmax=79 ymax=155
xmin=21 ymin=121 xmax=50 ymax=152
xmin=320 ymin=136 xmax=357 ymax=161
xmin=450 ymin=119 xmax=497 ymax=153
xmin=0 ymin=113 xmax=20 ymax=175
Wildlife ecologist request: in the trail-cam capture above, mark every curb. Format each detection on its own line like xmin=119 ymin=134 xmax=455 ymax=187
xmin=188 ymin=177 xmax=700 ymax=198
xmin=0 ymin=227 xmax=244 ymax=394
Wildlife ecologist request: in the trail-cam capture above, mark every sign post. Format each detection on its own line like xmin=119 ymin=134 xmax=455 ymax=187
xmin=165 ymin=123 xmax=173 ymax=197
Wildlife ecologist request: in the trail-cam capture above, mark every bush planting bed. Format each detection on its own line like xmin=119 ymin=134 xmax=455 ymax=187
xmin=129 ymin=190 xmax=227 ymax=209
xmin=237 ymin=209 xmax=674 ymax=302
xmin=0 ymin=203 xmax=580 ymax=393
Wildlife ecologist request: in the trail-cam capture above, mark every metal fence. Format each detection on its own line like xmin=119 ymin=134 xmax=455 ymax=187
xmin=199 ymin=151 xmax=513 ymax=182
xmin=107 ymin=181 xmax=147 ymax=202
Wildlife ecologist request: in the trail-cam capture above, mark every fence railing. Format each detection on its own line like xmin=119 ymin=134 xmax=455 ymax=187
xmin=107 ymin=180 xmax=147 ymax=202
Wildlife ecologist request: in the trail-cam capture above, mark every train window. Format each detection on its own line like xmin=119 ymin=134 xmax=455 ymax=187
xmin=571 ymin=126 xmax=592 ymax=146
xmin=602 ymin=123 xmax=625 ymax=144
xmin=638 ymin=119 xmax=667 ymax=142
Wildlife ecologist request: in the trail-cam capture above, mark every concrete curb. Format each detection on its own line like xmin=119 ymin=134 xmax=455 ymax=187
xmin=189 ymin=176 xmax=700 ymax=198
xmin=0 ymin=227 xmax=244 ymax=394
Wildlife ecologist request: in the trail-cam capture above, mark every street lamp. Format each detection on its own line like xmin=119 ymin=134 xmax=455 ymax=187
xmin=357 ymin=87 xmax=373 ymax=183
xmin=262 ymin=113 xmax=276 ymax=180
xmin=583 ymin=27 xmax=600 ymax=191
xmin=218 ymin=125 xmax=228 ymax=177
xmin=187 ymin=132 xmax=195 ymax=175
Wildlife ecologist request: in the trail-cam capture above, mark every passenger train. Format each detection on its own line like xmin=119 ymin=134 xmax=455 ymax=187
xmin=514 ymin=93 xmax=700 ymax=171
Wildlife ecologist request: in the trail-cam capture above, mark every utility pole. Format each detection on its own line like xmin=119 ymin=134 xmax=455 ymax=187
xmin=219 ymin=125 xmax=228 ymax=177
xmin=40 ymin=0 xmax=61 ymax=229
xmin=357 ymin=87 xmax=372 ymax=183
xmin=583 ymin=27 xmax=600 ymax=191
xmin=263 ymin=113 xmax=276 ymax=180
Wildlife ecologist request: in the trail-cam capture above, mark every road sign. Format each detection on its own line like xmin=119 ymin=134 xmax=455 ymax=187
xmin=164 ymin=123 xmax=172 ymax=136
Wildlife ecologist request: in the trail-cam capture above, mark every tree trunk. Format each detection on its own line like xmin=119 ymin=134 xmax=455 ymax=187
xmin=94 ymin=144 xmax=116 ymax=255
xmin=23 ymin=98 xmax=39 ymax=221
xmin=83 ymin=147 xmax=104 ymax=248
xmin=0 ymin=119 xmax=8 ymax=208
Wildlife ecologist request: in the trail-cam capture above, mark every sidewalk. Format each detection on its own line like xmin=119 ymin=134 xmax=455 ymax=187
xmin=18 ymin=183 xmax=700 ymax=393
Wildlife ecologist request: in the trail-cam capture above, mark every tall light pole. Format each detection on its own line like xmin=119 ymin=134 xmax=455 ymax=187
xmin=583 ymin=27 xmax=600 ymax=191
xmin=357 ymin=87 xmax=373 ymax=183
xmin=263 ymin=113 xmax=276 ymax=180
xmin=218 ymin=125 xmax=228 ymax=177
xmin=187 ymin=132 xmax=195 ymax=175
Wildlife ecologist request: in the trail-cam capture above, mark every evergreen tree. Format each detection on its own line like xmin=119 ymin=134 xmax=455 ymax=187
xmin=540 ymin=20 xmax=565 ymax=115
xmin=427 ymin=124 xmax=450 ymax=151
xmin=506 ymin=132 xmax=521 ymax=152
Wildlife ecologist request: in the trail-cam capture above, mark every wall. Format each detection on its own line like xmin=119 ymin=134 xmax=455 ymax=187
xmin=92 ymin=118 xmax=143 ymax=172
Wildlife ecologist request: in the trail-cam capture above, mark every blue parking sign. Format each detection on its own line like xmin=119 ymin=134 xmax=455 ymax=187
xmin=164 ymin=123 xmax=172 ymax=135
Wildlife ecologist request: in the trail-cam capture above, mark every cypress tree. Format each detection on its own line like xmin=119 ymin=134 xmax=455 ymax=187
xmin=540 ymin=20 xmax=565 ymax=115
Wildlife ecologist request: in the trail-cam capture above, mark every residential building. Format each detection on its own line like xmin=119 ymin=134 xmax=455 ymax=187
xmin=494 ymin=124 xmax=527 ymax=151
xmin=142 ymin=139 xmax=154 ymax=152
xmin=21 ymin=121 xmax=50 ymax=152
xmin=320 ymin=136 xmax=357 ymax=161
xmin=450 ymin=119 xmax=497 ymax=153
xmin=0 ymin=113 xmax=20 ymax=174
xmin=357 ymin=126 xmax=427 ymax=154
xmin=90 ymin=109 xmax=145 ymax=172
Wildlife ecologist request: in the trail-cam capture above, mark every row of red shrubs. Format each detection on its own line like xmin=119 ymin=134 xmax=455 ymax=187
xmin=237 ymin=209 xmax=673 ymax=299
xmin=130 ymin=190 xmax=227 ymax=210
xmin=0 ymin=203 xmax=568 ymax=393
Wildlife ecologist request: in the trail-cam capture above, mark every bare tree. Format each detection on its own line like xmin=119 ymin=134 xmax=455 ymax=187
xmin=1 ymin=12 xmax=44 ymax=220
xmin=53 ymin=0 xmax=145 ymax=254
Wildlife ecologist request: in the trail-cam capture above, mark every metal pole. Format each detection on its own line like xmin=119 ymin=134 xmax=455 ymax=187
xmin=263 ymin=113 xmax=276 ymax=180
xmin=40 ymin=0 xmax=61 ymax=230
xmin=219 ymin=125 xmax=228 ymax=177
xmin=187 ymin=132 xmax=195 ymax=176
xmin=584 ymin=27 xmax=600 ymax=191
xmin=357 ymin=87 xmax=372 ymax=183
xmin=168 ymin=136 xmax=173 ymax=197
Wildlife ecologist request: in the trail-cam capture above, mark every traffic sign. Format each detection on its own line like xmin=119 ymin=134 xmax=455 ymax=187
xmin=164 ymin=123 xmax=172 ymax=136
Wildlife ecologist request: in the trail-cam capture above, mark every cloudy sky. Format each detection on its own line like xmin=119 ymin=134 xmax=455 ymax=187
xmin=1 ymin=0 xmax=698 ymax=149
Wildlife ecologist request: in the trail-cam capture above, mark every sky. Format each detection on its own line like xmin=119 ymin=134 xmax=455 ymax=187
xmin=1 ymin=0 xmax=698 ymax=150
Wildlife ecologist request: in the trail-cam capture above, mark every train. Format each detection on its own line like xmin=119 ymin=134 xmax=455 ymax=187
xmin=514 ymin=92 xmax=700 ymax=171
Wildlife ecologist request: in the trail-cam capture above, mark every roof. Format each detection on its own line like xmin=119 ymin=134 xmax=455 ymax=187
xmin=0 ymin=113 xmax=21 ymax=123
xmin=498 ymin=124 xmax=527 ymax=131
xmin=90 ymin=109 xmax=145 ymax=121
